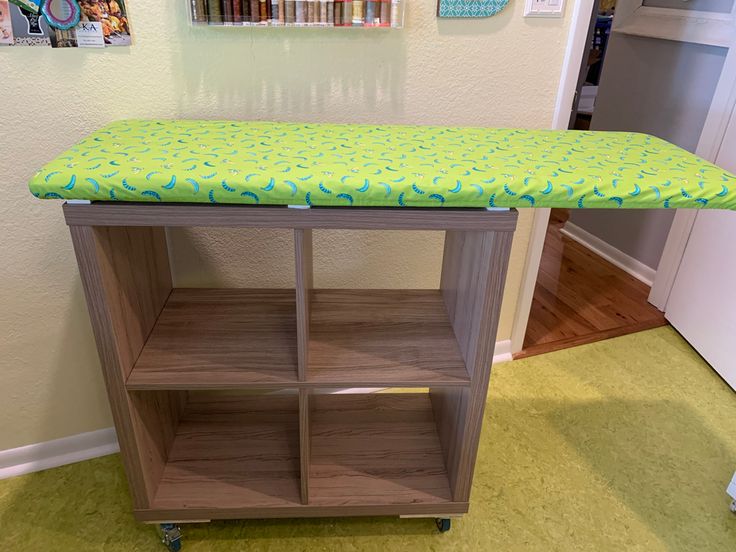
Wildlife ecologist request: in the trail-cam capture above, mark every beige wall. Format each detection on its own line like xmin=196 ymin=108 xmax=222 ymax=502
xmin=0 ymin=0 xmax=571 ymax=450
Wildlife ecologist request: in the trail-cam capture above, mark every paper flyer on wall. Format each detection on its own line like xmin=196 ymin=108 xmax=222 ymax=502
xmin=9 ymin=2 xmax=50 ymax=46
xmin=0 ymin=1 xmax=14 ymax=44
xmin=79 ymin=0 xmax=131 ymax=46
xmin=2 ymin=0 xmax=131 ymax=47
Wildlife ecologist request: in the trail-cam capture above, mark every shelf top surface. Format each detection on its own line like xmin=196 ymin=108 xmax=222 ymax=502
xmin=29 ymin=119 xmax=736 ymax=211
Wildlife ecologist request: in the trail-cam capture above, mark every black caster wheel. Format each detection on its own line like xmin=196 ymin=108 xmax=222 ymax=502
xmin=730 ymin=500 xmax=736 ymax=514
xmin=435 ymin=518 xmax=451 ymax=533
xmin=160 ymin=523 xmax=182 ymax=551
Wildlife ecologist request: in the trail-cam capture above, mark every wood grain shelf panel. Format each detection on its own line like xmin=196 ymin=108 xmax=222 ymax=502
xmin=307 ymin=290 xmax=470 ymax=387
xmin=309 ymin=393 xmax=453 ymax=506
xmin=63 ymin=202 xmax=518 ymax=232
xmin=126 ymin=289 xmax=298 ymax=390
xmin=151 ymin=393 xmax=302 ymax=510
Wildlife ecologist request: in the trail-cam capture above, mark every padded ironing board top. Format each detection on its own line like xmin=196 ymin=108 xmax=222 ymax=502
xmin=28 ymin=119 xmax=736 ymax=210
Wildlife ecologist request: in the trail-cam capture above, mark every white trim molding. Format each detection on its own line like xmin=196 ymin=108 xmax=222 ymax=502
xmin=614 ymin=5 xmax=735 ymax=48
xmin=648 ymin=210 xmax=698 ymax=310
xmin=510 ymin=209 xmax=551 ymax=354
xmin=511 ymin=0 xmax=595 ymax=354
xmin=551 ymin=0 xmax=597 ymax=129
xmin=493 ymin=339 xmax=513 ymax=364
xmin=0 ymin=428 xmax=119 ymax=480
xmin=560 ymin=222 xmax=657 ymax=286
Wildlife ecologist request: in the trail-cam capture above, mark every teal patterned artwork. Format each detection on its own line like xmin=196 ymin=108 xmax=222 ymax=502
xmin=28 ymin=119 xmax=736 ymax=211
xmin=437 ymin=0 xmax=510 ymax=18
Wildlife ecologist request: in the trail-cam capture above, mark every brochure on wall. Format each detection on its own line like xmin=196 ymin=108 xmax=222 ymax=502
xmin=8 ymin=2 xmax=50 ymax=46
xmin=75 ymin=19 xmax=104 ymax=47
xmin=79 ymin=0 xmax=131 ymax=46
xmin=1 ymin=0 xmax=131 ymax=47
xmin=0 ymin=1 xmax=14 ymax=44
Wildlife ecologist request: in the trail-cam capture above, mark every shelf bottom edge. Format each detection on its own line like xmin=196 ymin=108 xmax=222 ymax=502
xmin=135 ymin=501 xmax=469 ymax=522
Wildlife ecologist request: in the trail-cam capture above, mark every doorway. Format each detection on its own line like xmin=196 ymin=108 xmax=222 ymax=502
xmin=514 ymin=0 xmax=733 ymax=358
xmin=516 ymin=208 xmax=667 ymax=358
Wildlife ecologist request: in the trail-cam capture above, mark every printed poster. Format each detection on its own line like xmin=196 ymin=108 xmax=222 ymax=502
xmin=9 ymin=3 xmax=50 ymax=46
xmin=0 ymin=1 xmax=13 ymax=45
xmin=78 ymin=0 xmax=131 ymax=46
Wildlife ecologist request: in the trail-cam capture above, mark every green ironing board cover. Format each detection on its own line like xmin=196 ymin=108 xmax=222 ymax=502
xmin=28 ymin=119 xmax=736 ymax=210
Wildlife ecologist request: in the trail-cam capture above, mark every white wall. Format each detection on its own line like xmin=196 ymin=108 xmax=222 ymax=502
xmin=569 ymin=32 xmax=728 ymax=272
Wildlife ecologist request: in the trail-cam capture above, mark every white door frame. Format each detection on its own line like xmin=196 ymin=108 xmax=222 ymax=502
xmin=511 ymin=0 xmax=736 ymax=353
xmin=509 ymin=0 xmax=596 ymax=353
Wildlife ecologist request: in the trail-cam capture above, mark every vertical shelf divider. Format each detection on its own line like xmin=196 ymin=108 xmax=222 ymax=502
xmin=295 ymin=228 xmax=314 ymax=505
xmin=295 ymin=228 xmax=314 ymax=381
xmin=430 ymin=229 xmax=515 ymax=502
xmin=299 ymin=388 xmax=311 ymax=505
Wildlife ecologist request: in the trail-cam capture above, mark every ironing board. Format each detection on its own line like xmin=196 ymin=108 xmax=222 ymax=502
xmin=29 ymin=119 xmax=736 ymax=210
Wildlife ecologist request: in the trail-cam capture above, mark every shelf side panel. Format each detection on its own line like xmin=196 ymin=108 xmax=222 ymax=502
xmin=294 ymin=229 xmax=313 ymax=381
xmin=429 ymin=386 xmax=469 ymax=499
xmin=130 ymin=391 xmax=187 ymax=492
xmin=299 ymin=388 xmax=311 ymax=504
xmin=68 ymin=225 xmax=174 ymax=508
xmin=434 ymin=228 xmax=515 ymax=501
xmin=92 ymin=226 xmax=172 ymax=378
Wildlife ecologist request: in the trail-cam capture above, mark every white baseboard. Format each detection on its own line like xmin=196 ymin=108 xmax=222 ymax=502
xmin=0 ymin=427 xmax=119 ymax=481
xmin=0 ymin=340 xmax=511 ymax=480
xmin=493 ymin=339 xmax=512 ymax=364
xmin=561 ymin=222 xmax=656 ymax=286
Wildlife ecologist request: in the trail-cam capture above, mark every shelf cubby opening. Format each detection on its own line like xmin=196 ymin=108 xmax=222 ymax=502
xmin=142 ymin=391 xmax=303 ymax=511
xmin=306 ymin=391 xmax=454 ymax=506
xmin=126 ymin=288 xmax=299 ymax=390
xmin=307 ymin=289 xmax=469 ymax=386
xmin=296 ymin=229 xmax=471 ymax=388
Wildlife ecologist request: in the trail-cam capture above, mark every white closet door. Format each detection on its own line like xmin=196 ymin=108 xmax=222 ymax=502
xmin=664 ymin=109 xmax=736 ymax=389
xmin=665 ymin=211 xmax=736 ymax=389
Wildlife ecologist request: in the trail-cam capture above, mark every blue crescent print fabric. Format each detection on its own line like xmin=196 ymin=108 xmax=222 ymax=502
xmin=28 ymin=119 xmax=736 ymax=210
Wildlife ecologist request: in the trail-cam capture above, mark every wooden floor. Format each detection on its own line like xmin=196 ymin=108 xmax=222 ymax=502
xmin=516 ymin=210 xmax=668 ymax=359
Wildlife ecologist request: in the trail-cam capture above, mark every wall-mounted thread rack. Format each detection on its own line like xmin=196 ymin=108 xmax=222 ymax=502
xmin=189 ymin=0 xmax=405 ymax=27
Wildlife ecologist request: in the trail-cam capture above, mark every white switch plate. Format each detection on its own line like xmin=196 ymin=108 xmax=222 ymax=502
xmin=524 ymin=0 xmax=565 ymax=17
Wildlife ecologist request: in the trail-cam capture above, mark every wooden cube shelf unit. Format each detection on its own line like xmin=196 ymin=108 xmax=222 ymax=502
xmin=64 ymin=202 xmax=517 ymax=523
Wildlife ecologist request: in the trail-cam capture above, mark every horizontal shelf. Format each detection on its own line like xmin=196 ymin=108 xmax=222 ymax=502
xmin=310 ymin=393 xmax=453 ymax=505
xmin=151 ymin=393 xmax=302 ymax=510
xmin=128 ymin=288 xmax=469 ymax=389
xmin=308 ymin=290 xmax=470 ymax=387
xmin=127 ymin=289 xmax=298 ymax=390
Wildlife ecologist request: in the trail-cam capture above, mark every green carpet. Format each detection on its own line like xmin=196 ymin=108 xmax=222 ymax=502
xmin=1 ymin=326 xmax=735 ymax=551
